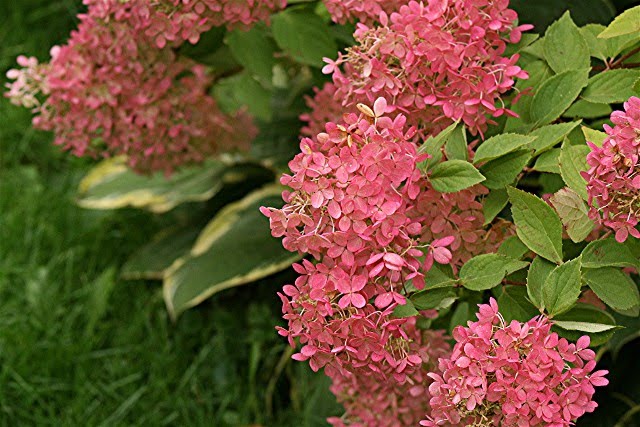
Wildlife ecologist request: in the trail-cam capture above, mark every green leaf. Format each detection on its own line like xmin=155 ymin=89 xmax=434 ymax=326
xmin=225 ymin=25 xmax=277 ymax=83
xmin=529 ymin=121 xmax=582 ymax=155
xmin=508 ymin=187 xmax=564 ymax=263
xmin=498 ymin=236 xmax=530 ymax=260
xmin=423 ymin=264 xmax=457 ymax=290
xmin=554 ymin=304 xmax=618 ymax=346
xmin=473 ymin=134 xmax=536 ymax=164
xmin=527 ymin=256 xmax=557 ymax=309
xmin=122 ymin=226 xmax=201 ymax=280
xmin=482 ymin=188 xmax=508 ymax=225
xmin=599 ymin=5 xmax=640 ymax=38
xmin=411 ymin=287 xmax=457 ymax=311
xmin=271 ymin=10 xmax=337 ymax=67
xmin=460 ymin=254 xmax=529 ymax=291
xmin=499 ymin=286 xmax=540 ymax=323
xmin=582 ymin=69 xmax=640 ymax=104
xmin=429 ymin=160 xmax=485 ymax=193
xmin=504 ymin=33 xmax=540 ymax=57
xmin=558 ymin=143 xmax=590 ymax=200
xmin=77 ymin=158 xmax=231 ymax=213
xmin=584 ymin=267 xmax=640 ymax=312
xmin=582 ymin=126 xmax=608 ymax=146
xmin=504 ymin=61 xmax=553 ymax=131
xmin=163 ymin=185 xmax=301 ymax=318
xmin=418 ymin=122 xmax=459 ymax=170
xmin=530 ymin=69 xmax=590 ymax=126
xmin=549 ymin=187 xmax=595 ymax=243
xmin=563 ymin=99 xmax=613 ymax=119
xmin=580 ymin=23 xmax=639 ymax=60
xmin=444 ymin=125 xmax=468 ymax=161
xmin=554 ymin=320 xmax=618 ymax=333
xmin=392 ymin=299 xmax=419 ymax=318
xmin=544 ymin=12 xmax=591 ymax=73
xmin=533 ymin=149 xmax=561 ymax=173
xmin=582 ymin=238 xmax=640 ymax=269
xmin=480 ymin=150 xmax=532 ymax=189
xmin=449 ymin=302 xmax=473 ymax=332
xmin=214 ymin=72 xmax=272 ymax=121
xmin=542 ymin=257 xmax=582 ymax=316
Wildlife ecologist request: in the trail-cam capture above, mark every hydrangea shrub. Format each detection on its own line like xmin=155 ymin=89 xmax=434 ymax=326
xmin=7 ymin=0 xmax=640 ymax=425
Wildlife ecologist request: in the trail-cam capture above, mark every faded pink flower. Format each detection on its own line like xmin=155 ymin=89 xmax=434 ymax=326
xmin=323 ymin=0 xmax=398 ymax=25
xmin=422 ymin=298 xmax=609 ymax=427
xmin=583 ymin=96 xmax=640 ymax=242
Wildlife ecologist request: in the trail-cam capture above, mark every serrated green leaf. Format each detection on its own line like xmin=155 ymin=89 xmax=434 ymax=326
xmin=392 ymin=300 xmax=419 ymax=318
xmin=499 ymin=286 xmax=540 ymax=322
xmin=480 ymin=150 xmax=532 ymax=189
xmin=449 ymin=302 xmax=473 ymax=333
xmin=444 ymin=125 xmax=468 ymax=161
xmin=542 ymin=257 xmax=582 ymax=316
xmin=482 ymin=188 xmax=508 ymax=225
xmin=584 ymin=267 xmax=640 ymax=312
xmin=163 ymin=185 xmax=301 ymax=318
xmin=533 ymin=149 xmax=561 ymax=173
xmin=530 ymin=69 xmax=590 ymax=126
xmin=580 ymin=23 xmax=639 ymax=60
xmin=581 ymin=126 xmax=608 ymax=147
xmin=549 ymin=187 xmax=595 ymax=243
xmin=505 ymin=61 xmax=553 ymax=131
xmin=77 ymin=157 xmax=232 ymax=213
xmin=411 ymin=287 xmax=457 ymax=311
xmin=554 ymin=320 xmax=618 ymax=333
xmin=460 ymin=254 xmax=529 ymax=291
xmin=527 ymin=256 xmax=557 ymax=310
xmin=498 ymin=235 xmax=530 ymax=260
xmin=508 ymin=187 xmax=564 ymax=263
xmin=559 ymin=143 xmax=590 ymax=200
xmin=582 ymin=238 xmax=640 ymax=269
xmin=563 ymin=99 xmax=613 ymax=119
xmin=504 ymin=33 xmax=540 ymax=57
xmin=423 ymin=264 xmax=457 ymax=290
xmin=429 ymin=160 xmax=485 ymax=193
xmin=554 ymin=304 xmax=617 ymax=346
xmin=214 ymin=72 xmax=272 ymax=120
xmin=599 ymin=5 xmax=640 ymax=38
xmin=473 ymin=134 xmax=536 ymax=164
xmin=418 ymin=122 xmax=459 ymax=171
xmin=529 ymin=121 xmax=582 ymax=155
xmin=582 ymin=69 xmax=640 ymax=104
xmin=271 ymin=10 xmax=337 ymax=67
xmin=544 ymin=12 xmax=591 ymax=73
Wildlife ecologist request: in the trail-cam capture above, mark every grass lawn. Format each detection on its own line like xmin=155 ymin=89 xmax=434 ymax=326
xmin=0 ymin=1 xmax=337 ymax=425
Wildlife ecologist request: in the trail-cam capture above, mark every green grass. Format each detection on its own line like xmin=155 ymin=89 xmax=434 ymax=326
xmin=0 ymin=1 xmax=338 ymax=425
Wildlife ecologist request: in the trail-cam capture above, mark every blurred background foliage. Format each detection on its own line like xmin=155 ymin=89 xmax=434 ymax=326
xmin=1 ymin=0 xmax=640 ymax=425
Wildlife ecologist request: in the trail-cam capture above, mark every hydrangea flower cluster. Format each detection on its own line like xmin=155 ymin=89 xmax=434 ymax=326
xmin=583 ymin=96 xmax=640 ymax=242
xmin=422 ymin=298 xmax=609 ymax=426
xmin=5 ymin=0 xmax=257 ymax=173
xmin=328 ymin=323 xmax=451 ymax=427
xmin=315 ymin=0 xmax=532 ymax=140
xmin=322 ymin=0 xmax=397 ymax=25
xmin=262 ymin=100 xmax=457 ymax=415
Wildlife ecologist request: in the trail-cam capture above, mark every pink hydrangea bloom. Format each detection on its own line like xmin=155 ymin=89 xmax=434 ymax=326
xmin=313 ymin=0 xmax=531 ymax=140
xmin=327 ymin=324 xmax=451 ymax=427
xmin=262 ymin=99 xmax=455 ymax=383
xmin=583 ymin=96 xmax=640 ymax=242
xmin=5 ymin=0 xmax=257 ymax=173
xmin=422 ymin=298 xmax=609 ymax=427
xmin=323 ymin=0 xmax=398 ymax=25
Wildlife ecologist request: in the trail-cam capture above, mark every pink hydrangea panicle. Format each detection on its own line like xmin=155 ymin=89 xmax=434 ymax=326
xmin=323 ymin=0 xmax=398 ymax=25
xmin=263 ymin=100 xmax=457 ymax=421
xmin=307 ymin=0 xmax=532 ymax=141
xmin=422 ymin=298 xmax=609 ymax=427
xmin=6 ymin=0 xmax=258 ymax=173
xmin=584 ymin=96 xmax=640 ymax=242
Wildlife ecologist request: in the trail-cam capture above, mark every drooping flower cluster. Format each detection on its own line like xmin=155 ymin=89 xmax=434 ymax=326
xmin=423 ymin=299 xmax=609 ymax=426
xmin=322 ymin=0 xmax=397 ymax=25
xmin=328 ymin=323 xmax=451 ymax=427
xmin=262 ymin=99 xmax=456 ymax=419
xmin=313 ymin=0 xmax=531 ymax=140
xmin=583 ymin=96 xmax=640 ymax=242
xmin=416 ymin=184 xmax=514 ymax=268
xmin=5 ymin=0 xmax=258 ymax=173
